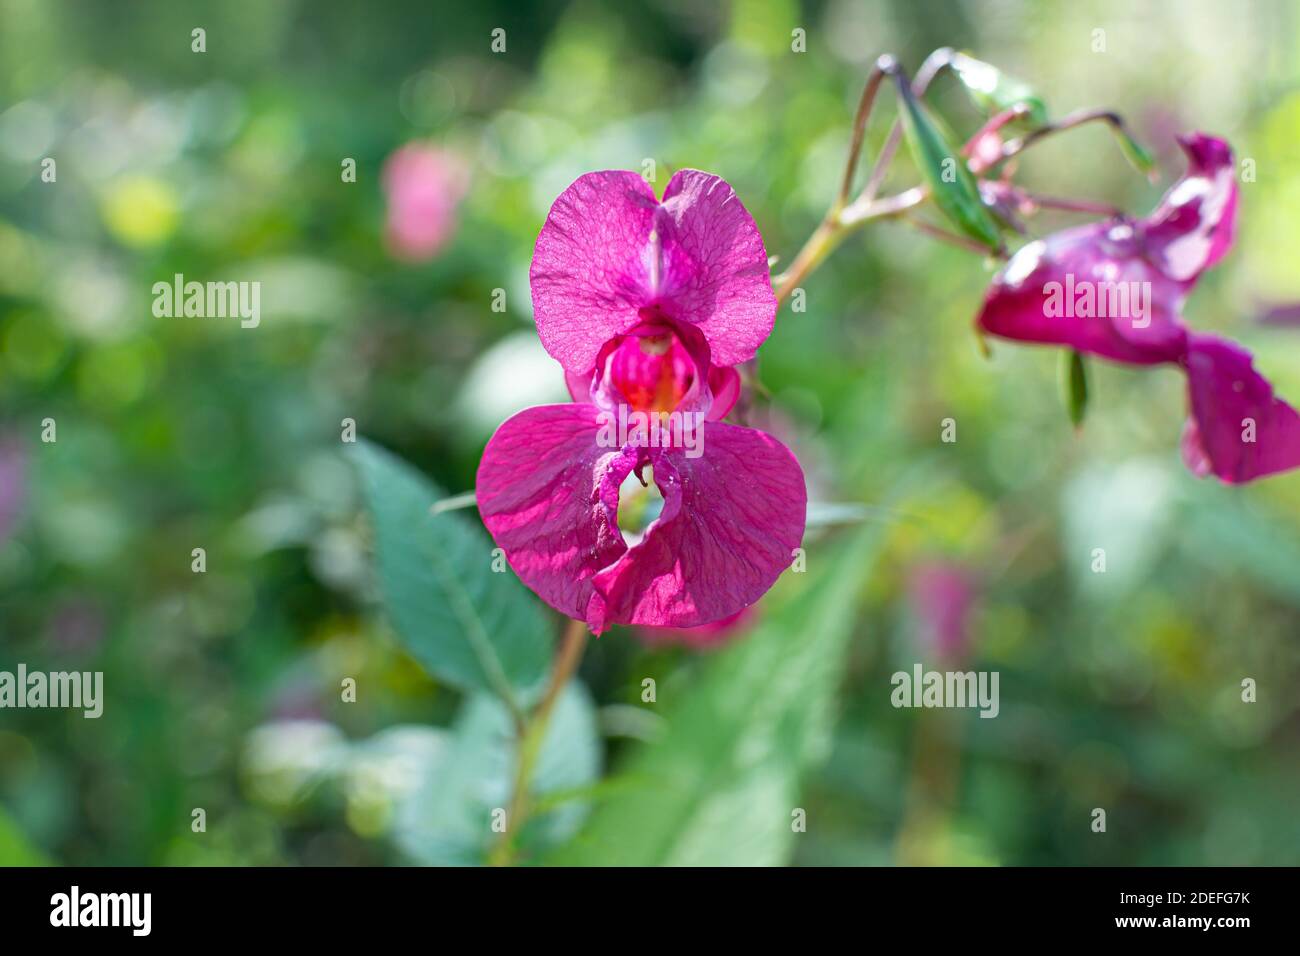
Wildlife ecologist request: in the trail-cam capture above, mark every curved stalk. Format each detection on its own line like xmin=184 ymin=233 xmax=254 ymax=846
xmin=488 ymin=616 xmax=589 ymax=866
xmin=773 ymin=187 xmax=927 ymax=306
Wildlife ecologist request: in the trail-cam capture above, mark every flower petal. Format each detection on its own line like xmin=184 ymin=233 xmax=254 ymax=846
xmin=564 ymin=366 xmax=594 ymax=403
xmin=977 ymin=132 xmax=1240 ymax=366
xmin=1144 ymin=133 xmax=1238 ymax=285
xmin=653 ymin=170 xmax=776 ymax=367
xmin=530 ymin=169 xmax=775 ymax=374
xmin=0 ymin=436 xmax=25 ymax=543
xmin=475 ymin=404 xmax=631 ymax=621
xmin=1182 ymin=334 xmax=1300 ymax=483
xmin=382 ymin=144 xmax=468 ymax=262
xmin=563 ymin=335 xmax=740 ymax=421
xmin=976 ymin=222 xmax=1188 ymax=364
xmin=586 ymin=423 xmax=806 ymax=632
xmin=604 ymin=328 xmax=700 ymax=414
xmin=706 ymin=365 xmax=741 ymax=421
xmin=531 ymin=171 xmax=659 ymax=375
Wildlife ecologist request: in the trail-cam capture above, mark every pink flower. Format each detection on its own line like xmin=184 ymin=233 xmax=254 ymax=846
xmin=382 ymin=143 xmax=468 ymax=262
xmin=1180 ymin=334 xmax=1300 ymax=482
xmin=47 ymin=597 xmax=106 ymax=656
xmin=977 ymin=133 xmax=1236 ymax=365
xmin=0 ymin=436 xmax=25 ymax=543
xmin=907 ymin=562 xmax=976 ymax=662
xmin=976 ymin=133 xmax=1300 ymax=483
xmin=476 ymin=170 xmax=806 ymax=635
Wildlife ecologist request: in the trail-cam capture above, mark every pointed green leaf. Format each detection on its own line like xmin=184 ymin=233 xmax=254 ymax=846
xmin=1111 ymin=124 xmax=1156 ymax=177
xmin=551 ymin=520 xmax=888 ymax=866
xmin=949 ymin=52 xmax=1048 ymax=126
xmin=894 ymin=73 xmax=1004 ymax=251
xmin=390 ymin=684 xmax=600 ymax=865
xmin=1063 ymin=349 xmax=1089 ymax=427
xmin=351 ymin=439 xmax=551 ymax=706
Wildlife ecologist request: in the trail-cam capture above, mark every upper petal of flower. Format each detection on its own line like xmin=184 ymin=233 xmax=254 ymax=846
xmin=587 ymin=422 xmax=805 ymax=632
xmin=1181 ymin=333 xmax=1300 ymax=483
xmin=531 ymin=171 xmax=659 ymax=375
xmin=530 ymin=169 xmax=775 ymax=374
xmin=1144 ymin=133 xmax=1238 ymax=285
xmin=652 ymin=170 xmax=776 ymax=367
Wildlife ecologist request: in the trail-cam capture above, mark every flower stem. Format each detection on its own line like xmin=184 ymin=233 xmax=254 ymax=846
xmin=773 ymin=215 xmax=843 ymax=307
xmin=903 ymin=214 xmax=1005 ymax=256
xmin=773 ymin=48 xmax=970 ymax=309
xmin=773 ymin=187 xmax=927 ymax=306
xmin=488 ymin=616 xmax=589 ymax=866
xmin=858 ymin=47 xmax=955 ymax=205
xmin=1022 ymin=192 xmax=1126 ymax=218
xmin=838 ymin=61 xmax=891 ymax=209
xmin=995 ymin=108 xmax=1155 ymax=180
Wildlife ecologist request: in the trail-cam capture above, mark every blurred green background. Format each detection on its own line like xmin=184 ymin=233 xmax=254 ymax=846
xmin=1 ymin=0 xmax=1298 ymax=866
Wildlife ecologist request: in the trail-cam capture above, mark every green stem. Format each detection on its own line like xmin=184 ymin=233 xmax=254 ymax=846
xmin=773 ymin=47 xmax=972 ymax=309
xmin=994 ymin=108 xmax=1155 ymax=179
xmin=773 ymin=187 xmax=927 ymax=307
xmin=837 ymin=60 xmax=891 ymax=209
xmin=488 ymin=616 xmax=589 ymax=866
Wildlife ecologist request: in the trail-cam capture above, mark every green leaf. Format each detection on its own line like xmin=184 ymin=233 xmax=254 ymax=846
xmin=1063 ymin=349 xmax=1089 ymax=427
xmin=893 ymin=72 xmax=1004 ymax=252
xmin=1110 ymin=124 xmax=1156 ymax=178
xmin=391 ymin=683 xmax=600 ymax=865
xmin=949 ymin=51 xmax=1049 ymax=126
xmin=552 ymin=521 xmax=886 ymax=866
xmin=351 ymin=439 xmax=551 ymax=707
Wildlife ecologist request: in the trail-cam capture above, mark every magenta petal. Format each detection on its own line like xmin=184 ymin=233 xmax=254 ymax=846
xmin=382 ymin=144 xmax=467 ymax=262
xmin=476 ymin=404 xmax=630 ymax=621
xmin=978 ymin=132 xmax=1240 ymax=366
xmin=587 ymin=423 xmax=806 ymax=632
xmin=530 ymin=169 xmax=775 ymax=374
xmin=564 ymin=366 xmax=594 ymax=403
xmin=1182 ymin=334 xmax=1300 ymax=483
xmin=908 ymin=562 xmax=976 ymax=662
xmin=653 ymin=170 xmax=776 ymax=368
xmin=976 ymin=222 xmax=1189 ymax=365
xmin=1178 ymin=417 xmax=1214 ymax=479
xmin=705 ymin=365 xmax=741 ymax=421
xmin=1145 ymin=133 xmax=1238 ymax=285
xmin=531 ymin=171 xmax=659 ymax=375
xmin=603 ymin=328 xmax=700 ymax=413
xmin=0 ymin=436 xmax=25 ymax=543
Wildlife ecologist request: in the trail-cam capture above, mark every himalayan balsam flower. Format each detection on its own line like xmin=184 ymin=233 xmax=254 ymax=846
xmin=382 ymin=143 xmax=468 ymax=262
xmin=0 ymin=436 xmax=25 ymax=543
xmin=477 ymin=170 xmax=806 ymax=635
xmin=907 ymin=562 xmax=976 ymax=662
xmin=976 ymin=133 xmax=1300 ymax=483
